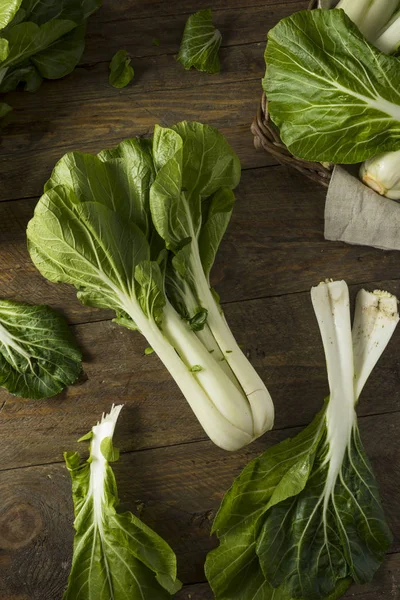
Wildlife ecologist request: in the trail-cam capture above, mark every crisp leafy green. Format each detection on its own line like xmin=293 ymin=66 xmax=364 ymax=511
xmin=0 ymin=0 xmax=22 ymax=30
xmin=177 ymin=8 xmax=222 ymax=73
xmin=27 ymin=122 xmax=274 ymax=451
xmin=0 ymin=99 xmax=11 ymax=115
xmin=64 ymin=405 xmax=181 ymax=599
xmin=0 ymin=0 xmax=101 ymax=96
xmin=0 ymin=299 xmax=81 ymax=399
xmin=264 ymin=9 xmax=400 ymax=163
xmin=206 ymin=282 xmax=396 ymax=599
xmin=109 ymin=49 xmax=134 ymax=88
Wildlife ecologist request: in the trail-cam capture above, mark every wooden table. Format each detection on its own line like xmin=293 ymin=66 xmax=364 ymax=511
xmin=0 ymin=1 xmax=399 ymax=598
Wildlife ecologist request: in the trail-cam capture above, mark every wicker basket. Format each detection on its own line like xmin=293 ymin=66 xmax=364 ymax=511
xmin=251 ymin=0 xmax=333 ymax=188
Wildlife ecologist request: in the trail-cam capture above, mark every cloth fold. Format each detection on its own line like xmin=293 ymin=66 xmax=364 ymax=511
xmin=324 ymin=165 xmax=400 ymax=251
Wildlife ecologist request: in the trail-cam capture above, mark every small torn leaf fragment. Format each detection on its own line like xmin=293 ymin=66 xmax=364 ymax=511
xmin=190 ymin=364 xmax=203 ymax=372
xmin=109 ymin=49 xmax=134 ymax=88
xmin=152 ymin=37 xmax=160 ymax=46
xmin=145 ymin=346 xmax=154 ymax=355
xmin=177 ymin=8 xmax=222 ymax=73
xmin=0 ymin=101 xmax=12 ymax=117
xmin=0 ymin=299 xmax=81 ymax=399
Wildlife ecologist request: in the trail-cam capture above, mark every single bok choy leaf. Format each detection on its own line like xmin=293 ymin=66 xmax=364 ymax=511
xmin=0 ymin=299 xmax=81 ymax=399
xmin=206 ymin=280 xmax=398 ymax=600
xmin=263 ymin=9 xmax=400 ymax=163
xmin=109 ymin=49 xmax=134 ymax=88
xmin=177 ymin=8 xmax=222 ymax=73
xmin=64 ymin=404 xmax=181 ymax=599
xmin=27 ymin=122 xmax=273 ymax=451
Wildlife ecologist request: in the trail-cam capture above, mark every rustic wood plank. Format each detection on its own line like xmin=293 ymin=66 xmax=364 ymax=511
xmin=1 ymin=280 xmax=400 ymax=470
xmin=1 ymin=166 xmax=400 ymax=321
xmin=0 ymin=80 xmax=264 ymax=157
xmin=82 ymin=2 xmax=309 ymax=62
xmin=0 ymin=412 xmax=398 ymax=597
xmin=92 ymin=0 xmax=306 ymax=24
xmin=0 ymin=123 xmax=271 ymax=203
xmin=3 ymin=42 xmax=265 ymax=109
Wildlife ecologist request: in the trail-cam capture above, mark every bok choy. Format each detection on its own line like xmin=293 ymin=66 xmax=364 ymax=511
xmin=334 ymin=1 xmax=400 ymax=196
xmin=0 ymin=299 xmax=81 ymax=399
xmin=206 ymin=280 xmax=398 ymax=599
xmin=26 ymin=121 xmax=274 ymax=451
xmin=64 ymin=404 xmax=181 ymax=599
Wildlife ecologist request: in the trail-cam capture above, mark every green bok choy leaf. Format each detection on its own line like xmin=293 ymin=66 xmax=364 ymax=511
xmin=206 ymin=280 xmax=398 ymax=599
xmin=263 ymin=9 xmax=400 ymax=163
xmin=64 ymin=404 xmax=181 ymax=599
xmin=0 ymin=299 xmax=81 ymax=399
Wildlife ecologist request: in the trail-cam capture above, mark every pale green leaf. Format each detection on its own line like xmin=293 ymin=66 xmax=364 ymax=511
xmin=264 ymin=9 xmax=400 ymax=163
xmin=177 ymin=8 xmax=221 ymax=74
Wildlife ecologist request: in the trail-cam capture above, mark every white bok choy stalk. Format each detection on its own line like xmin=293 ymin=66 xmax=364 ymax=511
xmin=27 ymin=121 xmax=274 ymax=452
xmin=335 ymin=0 xmax=400 ymax=196
xmin=336 ymin=0 xmax=399 ymax=43
xmin=64 ymin=405 xmax=181 ymax=599
xmin=206 ymin=280 xmax=398 ymax=600
xmin=360 ymin=149 xmax=400 ymax=199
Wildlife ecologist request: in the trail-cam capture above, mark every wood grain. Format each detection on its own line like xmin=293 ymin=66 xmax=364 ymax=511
xmin=0 ymin=412 xmax=398 ymax=597
xmin=82 ymin=2 xmax=309 ymax=63
xmin=1 ymin=281 xmax=400 ymax=470
xmin=93 ymin=0 xmax=307 ymax=24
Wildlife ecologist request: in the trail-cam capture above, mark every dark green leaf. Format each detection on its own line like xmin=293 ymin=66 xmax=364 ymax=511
xmin=0 ymin=299 xmax=81 ymax=399
xmin=109 ymin=48 xmax=134 ymax=88
xmin=177 ymin=8 xmax=221 ymax=74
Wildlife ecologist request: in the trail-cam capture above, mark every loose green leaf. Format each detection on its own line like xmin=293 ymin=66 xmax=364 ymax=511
xmin=144 ymin=346 xmax=154 ymax=355
xmin=264 ymin=9 xmax=400 ymax=163
xmin=109 ymin=48 xmax=134 ymax=88
xmin=189 ymin=364 xmax=203 ymax=372
xmin=0 ymin=100 xmax=11 ymax=116
xmin=64 ymin=405 xmax=181 ymax=599
xmin=152 ymin=37 xmax=160 ymax=46
xmin=177 ymin=8 xmax=222 ymax=74
xmin=0 ymin=299 xmax=81 ymax=399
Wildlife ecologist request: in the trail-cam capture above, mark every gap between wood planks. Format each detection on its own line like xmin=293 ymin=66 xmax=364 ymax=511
xmin=1 ymin=407 xmax=400 ymax=475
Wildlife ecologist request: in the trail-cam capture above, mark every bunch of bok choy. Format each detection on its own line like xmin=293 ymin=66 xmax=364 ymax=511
xmin=26 ymin=121 xmax=274 ymax=452
xmin=206 ymin=279 xmax=398 ymax=599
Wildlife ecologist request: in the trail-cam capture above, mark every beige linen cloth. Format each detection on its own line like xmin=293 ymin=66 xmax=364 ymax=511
xmin=324 ymin=166 xmax=400 ymax=251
